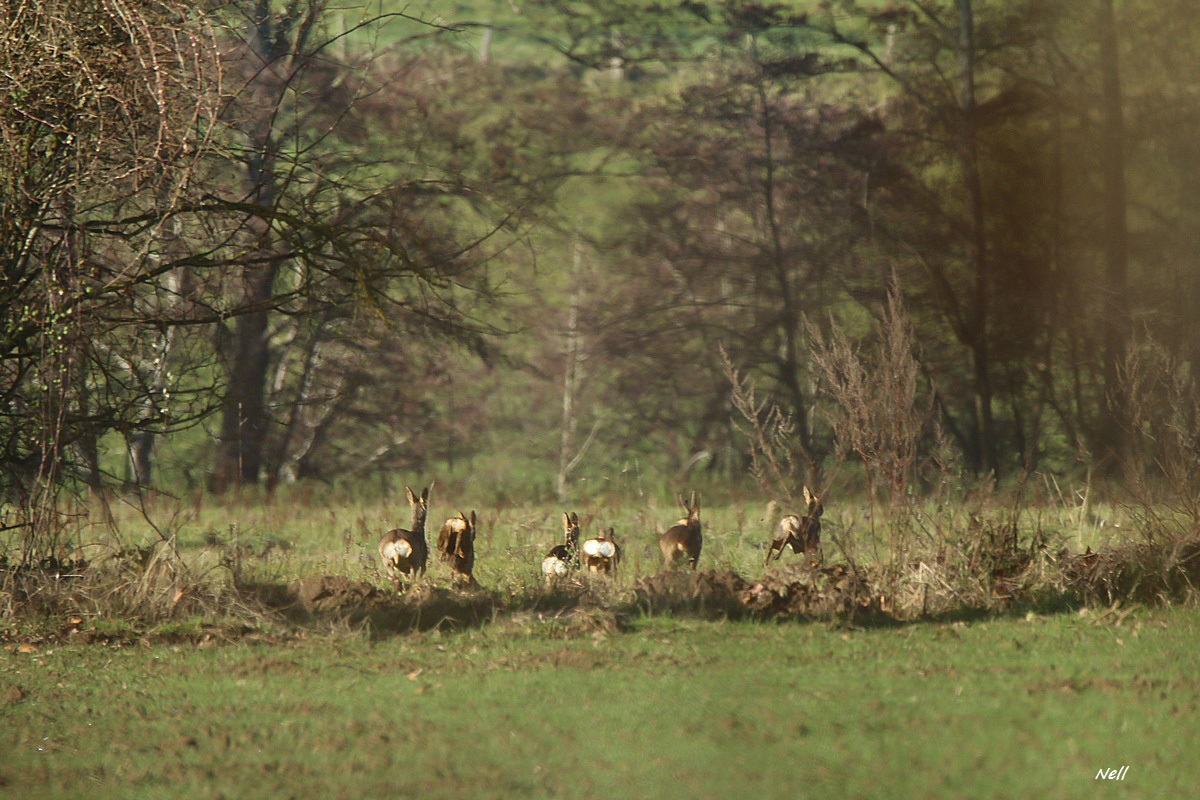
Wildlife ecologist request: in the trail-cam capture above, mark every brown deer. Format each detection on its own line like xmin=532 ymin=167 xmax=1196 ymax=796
xmin=765 ymin=486 xmax=823 ymax=566
xmin=658 ymin=492 xmax=702 ymax=570
xmin=437 ymin=510 xmax=478 ymax=586
xmin=542 ymin=512 xmax=581 ymax=583
xmin=378 ymin=486 xmax=430 ymax=587
xmin=580 ymin=527 xmax=621 ymax=574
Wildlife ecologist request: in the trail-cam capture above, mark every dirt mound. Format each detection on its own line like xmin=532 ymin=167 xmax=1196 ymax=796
xmin=634 ymin=569 xmax=749 ymax=618
xmin=238 ymin=576 xmax=498 ymax=634
xmin=288 ymin=575 xmax=382 ymax=613
xmin=741 ymin=563 xmax=879 ymax=618
xmin=366 ymin=582 xmax=498 ymax=635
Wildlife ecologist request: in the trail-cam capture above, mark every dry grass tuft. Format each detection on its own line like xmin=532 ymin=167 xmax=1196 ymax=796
xmin=1 ymin=542 xmax=231 ymax=633
xmin=1058 ymin=535 xmax=1200 ymax=606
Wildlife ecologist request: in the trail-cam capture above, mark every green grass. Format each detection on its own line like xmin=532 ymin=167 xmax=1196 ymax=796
xmin=70 ymin=486 xmax=1135 ymax=597
xmin=3 ymin=607 xmax=1195 ymax=798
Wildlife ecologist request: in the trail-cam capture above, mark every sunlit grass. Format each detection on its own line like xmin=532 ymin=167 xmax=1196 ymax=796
xmin=58 ymin=480 xmax=1137 ymax=607
xmin=3 ymin=605 xmax=1196 ymax=798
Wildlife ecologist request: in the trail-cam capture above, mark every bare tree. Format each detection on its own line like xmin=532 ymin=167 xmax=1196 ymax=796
xmin=0 ymin=0 xmax=221 ymax=556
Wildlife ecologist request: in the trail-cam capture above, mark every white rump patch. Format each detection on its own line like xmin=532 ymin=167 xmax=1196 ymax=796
xmin=582 ymin=539 xmax=616 ymax=559
xmin=542 ymin=556 xmax=568 ymax=577
xmin=383 ymin=540 xmax=412 ymax=561
xmin=779 ymin=515 xmax=801 ymax=536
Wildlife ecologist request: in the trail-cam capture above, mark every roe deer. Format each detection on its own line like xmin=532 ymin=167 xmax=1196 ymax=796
xmin=765 ymin=486 xmax=823 ymax=566
xmin=437 ymin=510 xmax=478 ymax=586
xmin=580 ymin=527 xmax=620 ymax=574
xmin=378 ymin=486 xmax=430 ymax=587
xmin=542 ymin=511 xmax=581 ymax=583
xmin=659 ymin=492 xmax=702 ymax=570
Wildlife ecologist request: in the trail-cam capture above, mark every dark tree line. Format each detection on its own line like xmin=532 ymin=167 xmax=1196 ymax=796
xmin=2 ymin=0 xmax=1198 ymax=528
xmin=505 ymin=0 xmax=1200 ymax=491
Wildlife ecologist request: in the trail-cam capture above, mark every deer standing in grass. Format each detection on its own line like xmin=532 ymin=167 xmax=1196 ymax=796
xmin=378 ymin=486 xmax=430 ymax=588
xmin=765 ymin=486 xmax=823 ymax=566
xmin=437 ymin=510 xmax=478 ymax=586
xmin=542 ymin=512 xmax=581 ymax=583
xmin=580 ymin=527 xmax=620 ymax=574
xmin=659 ymin=492 xmax=702 ymax=571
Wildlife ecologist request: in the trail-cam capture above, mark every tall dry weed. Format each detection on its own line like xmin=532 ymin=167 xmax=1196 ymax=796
xmin=721 ymin=347 xmax=803 ymax=507
xmin=806 ymin=285 xmax=943 ymax=596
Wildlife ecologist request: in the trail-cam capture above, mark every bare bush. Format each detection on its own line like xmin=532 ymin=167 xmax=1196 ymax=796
xmin=1061 ymin=336 xmax=1200 ymax=607
xmin=721 ymin=346 xmax=803 ymax=507
xmin=808 ymin=286 xmax=933 ymax=514
xmin=0 ymin=0 xmax=221 ymax=561
xmin=805 ymin=285 xmax=942 ymax=597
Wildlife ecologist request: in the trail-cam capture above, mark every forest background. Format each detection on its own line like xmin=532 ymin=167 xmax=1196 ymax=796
xmin=3 ymin=0 xmax=1199 ymax=552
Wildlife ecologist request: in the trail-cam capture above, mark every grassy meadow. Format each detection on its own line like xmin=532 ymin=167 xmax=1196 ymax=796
xmin=3 ymin=487 xmax=1195 ymax=797
xmin=3 ymin=599 xmax=1195 ymax=798
xmin=50 ymin=480 xmax=1132 ymax=593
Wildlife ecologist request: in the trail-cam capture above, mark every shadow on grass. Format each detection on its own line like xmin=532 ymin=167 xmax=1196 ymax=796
xmin=240 ymin=567 xmax=908 ymax=636
xmin=233 ymin=566 xmax=1105 ymax=639
xmin=232 ymin=564 xmax=1171 ymax=641
xmin=237 ymin=573 xmax=637 ymax=640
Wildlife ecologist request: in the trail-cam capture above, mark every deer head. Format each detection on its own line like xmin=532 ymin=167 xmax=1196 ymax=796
xmin=407 ymin=485 xmax=429 ymax=533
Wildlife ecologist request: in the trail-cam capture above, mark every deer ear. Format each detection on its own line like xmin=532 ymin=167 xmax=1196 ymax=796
xmin=803 ymin=486 xmax=813 ymax=504
xmin=421 ymin=486 xmax=430 ymax=502
xmin=470 ymin=510 xmax=477 ymax=527
xmin=563 ymin=512 xmax=571 ymax=527
xmin=691 ymin=491 xmax=698 ymax=511
xmin=406 ymin=486 xmax=416 ymax=504
xmin=570 ymin=512 xmax=579 ymax=525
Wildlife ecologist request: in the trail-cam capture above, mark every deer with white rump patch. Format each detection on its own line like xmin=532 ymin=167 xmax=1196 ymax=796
xmin=658 ymin=492 xmax=702 ymax=570
xmin=580 ymin=526 xmax=620 ymax=574
xmin=378 ymin=486 xmax=430 ymax=587
xmin=437 ymin=510 xmax=478 ymax=586
xmin=765 ymin=486 xmax=823 ymax=566
xmin=542 ymin=512 xmax=581 ymax=583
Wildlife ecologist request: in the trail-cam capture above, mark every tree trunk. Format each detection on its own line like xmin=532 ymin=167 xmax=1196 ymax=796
xmin=1096 ymin=0 xmax=1129 ymax=471
xmin=127 ymin=431 xmax=154 ymax=487
xmin=211 ymin=265 xmax=278 ymax=493
xmin=957 ymin=0 xmax=999 ymax=479
xmin=210 ymin=1 xmax=316 ymax=492
xmin=556 ymin=232 xmax=584 ymax=503
xmin=751 ymin=47 xmax=816 ymax=467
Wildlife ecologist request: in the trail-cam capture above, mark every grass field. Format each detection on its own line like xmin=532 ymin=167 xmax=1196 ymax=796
xmin=3 ymin=603 xmax=1195 ymax=799
xmin=67 ymin=483 xmax=1131 ymax=590
xmin=2 ymin=490 xmax=1191 ymax=798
